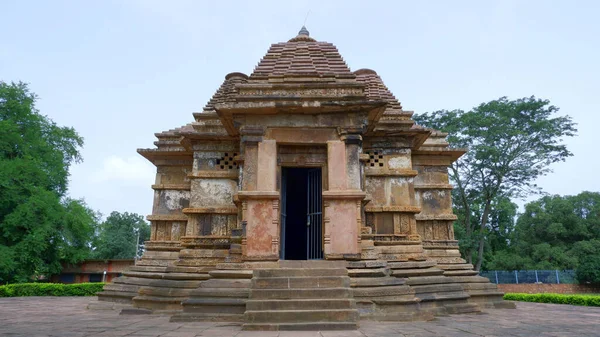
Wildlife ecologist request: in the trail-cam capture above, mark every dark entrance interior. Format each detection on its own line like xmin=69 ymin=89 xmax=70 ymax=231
xmin=280 ymin=167 xmax=323 ymax=260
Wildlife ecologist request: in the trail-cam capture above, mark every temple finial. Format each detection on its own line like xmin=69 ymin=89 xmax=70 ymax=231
xmin=298 ymin=26 xmax=310 ymax=37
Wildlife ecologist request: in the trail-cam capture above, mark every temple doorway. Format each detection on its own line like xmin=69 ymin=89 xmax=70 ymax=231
xmin=280 ymin=167 xmax=323 ymax=260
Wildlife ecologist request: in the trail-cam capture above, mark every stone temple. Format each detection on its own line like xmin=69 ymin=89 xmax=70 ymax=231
xmin=97 ymin=27 xmax=513 ymax=330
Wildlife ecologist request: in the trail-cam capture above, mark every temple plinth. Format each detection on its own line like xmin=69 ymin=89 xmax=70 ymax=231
xmin=97 ymin=27 xmax=514 ymax=329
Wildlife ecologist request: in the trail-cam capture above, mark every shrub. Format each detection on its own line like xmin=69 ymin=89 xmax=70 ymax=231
xmin=0 ymin=283 xmax=105 ymax=297
xmin=504 ymin=293 xmax=600 ymax=307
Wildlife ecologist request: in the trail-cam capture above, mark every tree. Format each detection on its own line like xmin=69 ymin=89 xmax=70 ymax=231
xmin=573 ymin=239 xmax=600 ymax=285
xmin=92 ymin=212 xmax=150 ymax=260
xmin=497 ymin=192 xmax=600 ymax=272
xmin=0 ymin=81 xmax=98 ymax=283
xmin=414 ymin=96 xmax=577 ymax=270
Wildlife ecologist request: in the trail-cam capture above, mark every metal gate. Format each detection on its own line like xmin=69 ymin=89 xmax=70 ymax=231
xmin=306 ymin=168 xmax=323 ymax=259
xmin=280 ymin=168 xmax=288 ymax=260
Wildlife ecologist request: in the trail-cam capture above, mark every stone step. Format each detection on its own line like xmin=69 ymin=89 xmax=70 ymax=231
xmin=436 ymin=263 xmax=475 ymax=271
xmin=255 ymin=268 xmax=347 ymax=278
xmin=162 ymin=273 xmax=211 ymax=280
xmin=444 ymin=303 xmax=480 ymax=314
xmin=170 ymin=312 xmax=244 ymax=322
xmin=370 ymin=296 xmax=420 ymax=305
xmin=129 ymin=266 xmax=168 ymax=273
xmin=278 ymin=260 xmax=347 ymax=269
xmin=243 ymin=322 xmax=358 ymax=331
xmin=350 ymin=277 xmax=405 ymax=287
xmin=167 ymin=266 xmax=213 ymax=273
xmin=249 ymin=288 xmax=351 ymax=300
xmin=113 ymin=277 xmax=202 ymax=288
xmin=138 ymin=286 xmax=193 ymax=297
xmin=122 ymin=271 xmax=165 ymax=279
xmin=353 ymin=285 xmax=413 ymax=298
xmin=442 ymin=270 xmax=479 ymax=276
xmin=347 ymin=268 xmax=390 ymax=278
xmin=132 ymin=295 xmax=186 ymax=310
xmin=387 ymin=260 xmax=437 ymax=269
xmin=251 ymin=276 xmax=350 ymax=289
xmin=245 ymin=309 xmax=359 ymax=323
xmin=181 ymin=298 xmax=246 ymax=314
xmin=410 ymin=283 xmax=465 ymax=294
xmin=191 ymin=287 xmax=250 ymax=298
xmin=405 ymin=276 xmax=451 ymax=286
xmin=97 ymin=291 xmax=137 ymax=303
xmin=200 ymin=279 xmax=251 ymax=289
xmin=209 ymin=270 xmax=254 ymax=279
xmin=102 ymin=283 xmax=140 ymax=293
xmin=184 ymin=298 xmax=246 ymax=307
xmin=417 ymin=292 xmax=470 ymax=302
xmin=246 ymin=299 xmax=355 ymax=311
xmin=392 ymin=267 xmax=445 ymax=278
xmin=346 ymin=260 xmax=387 ymax=269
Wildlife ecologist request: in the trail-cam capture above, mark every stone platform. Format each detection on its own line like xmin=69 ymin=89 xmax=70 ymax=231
xmin=1 ymin=296 xmax=599 ymax=336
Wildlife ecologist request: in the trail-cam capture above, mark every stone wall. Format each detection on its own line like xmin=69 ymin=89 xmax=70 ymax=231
xmin=497 ymin=283 xmax=600 ymax=294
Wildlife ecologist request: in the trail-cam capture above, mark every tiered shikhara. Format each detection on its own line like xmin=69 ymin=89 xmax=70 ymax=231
xmin=98 ymin=27 xmax=512 ymax=323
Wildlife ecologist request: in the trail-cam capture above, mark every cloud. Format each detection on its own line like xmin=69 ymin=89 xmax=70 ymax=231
xmin=92 ymin=155 xmax=155 ymax=184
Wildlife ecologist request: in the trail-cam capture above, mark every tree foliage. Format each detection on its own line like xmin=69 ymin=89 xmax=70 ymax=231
xmin=92 ymin=211 xmax=150 ymax=260
xmin=0 ymin=81 xmax=98 ymax=283
xmin=414 ymin=96 xmax=577 ymax=270
xmin=487 ymin=192 xmax=600 ymax=283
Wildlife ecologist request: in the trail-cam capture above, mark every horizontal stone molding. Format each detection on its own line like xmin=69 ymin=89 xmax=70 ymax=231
xmin=415 ymin=214 xmax=458 ymax=221
xmin=322 ymin=190 xmax=366 ymax=200
xmin=188 ymin=171 xmax=239 ymax=179
xmin=151 ymin=184 xmax=191 ymax=190
xmin=365 ymin=169 xmax=418 ymax=177
xmin=365 ymin=205 xmax=421 ymax=213
xmin=147 ymin=214 xmax=188 ymax=221
xmin=414 ymin=184 xmax=454 ymax=190
xmin=235 ymin=191 xmax=280 ymax=200
xmin=242 ymin=254 xmax=279 ymax=261
xmin=181 ymin=235 xmax=231 ymax=248
xmin=183 ymin=206 xmax=238 ymax=214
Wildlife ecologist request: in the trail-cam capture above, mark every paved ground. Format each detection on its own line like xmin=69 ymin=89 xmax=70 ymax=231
xmin=1 ymin=297 xmax=599 ymax=337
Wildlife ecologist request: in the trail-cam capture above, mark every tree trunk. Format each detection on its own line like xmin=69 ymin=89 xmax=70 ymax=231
xmin=475 ymin=199 xmax=492 ymax=271
xmin=453 ymin=167 xmax=472 ymax=265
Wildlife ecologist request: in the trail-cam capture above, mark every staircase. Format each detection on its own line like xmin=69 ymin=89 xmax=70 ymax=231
xmin=242 ymin=260 xmax=359 ymax=331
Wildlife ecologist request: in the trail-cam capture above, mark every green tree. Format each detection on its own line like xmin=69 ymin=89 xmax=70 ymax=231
xmin=573 ymin=239 xmax=600 ymax=285
xmin=414 ymin=96 xmax=577 ymax=270
xmin=93 ymin=212 xmax=150 ymax=259
xmin=502 ymin=192 xmax=600 ymax=272
xmin=0 ymin=81 xmax=98 ymax=283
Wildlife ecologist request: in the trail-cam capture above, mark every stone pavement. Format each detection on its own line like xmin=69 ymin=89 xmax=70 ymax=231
xmin=1 ymin=297 xmax=599 ymax=337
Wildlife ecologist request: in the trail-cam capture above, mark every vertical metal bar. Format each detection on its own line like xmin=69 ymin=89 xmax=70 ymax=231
xmin=556 ymin=270 xmax=560 ymax=284
xmin=313 ymin=170 xmax=316 ymax=259
xmin=280 ymin=169 xmax=286 ymax=260
xmin=515 ymin=270 xmax=519 ymax=284
xmin=495 ymin=271 xmax=499 ymax=284
xmin=308 ymin=170 xmax=311 ymax=260
xmin=535 ymin=270 xmax=539 ymax=283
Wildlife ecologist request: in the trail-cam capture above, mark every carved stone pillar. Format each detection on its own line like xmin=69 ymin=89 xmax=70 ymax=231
xmin=322 ymin=140 xmax=365 ymax=260
xmin=237 ymin=127 xmax=280 ymax=261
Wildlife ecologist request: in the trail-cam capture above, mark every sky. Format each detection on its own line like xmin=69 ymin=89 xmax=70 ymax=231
xmin=1 ymin=0 xmax=599 ymax=219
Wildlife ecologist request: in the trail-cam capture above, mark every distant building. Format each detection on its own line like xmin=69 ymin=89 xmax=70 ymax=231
xmin=51 ymin=259 xmax=134 ymax=283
